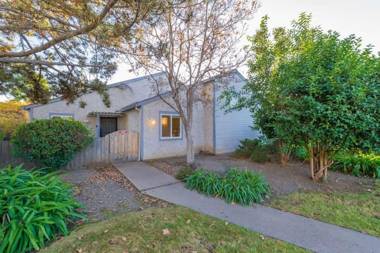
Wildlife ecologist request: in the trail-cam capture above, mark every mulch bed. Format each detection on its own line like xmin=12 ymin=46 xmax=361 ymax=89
xmin=149 ymin=154 xmax=376 ymax=197
xmin=61 ymin=164 xmax=170 ymax=220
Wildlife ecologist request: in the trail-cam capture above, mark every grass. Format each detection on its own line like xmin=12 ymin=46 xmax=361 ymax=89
xmin=270 ymin=181 xmax=380 ymax=237
xmin=41 ymin=206 xmax=307 ymax=253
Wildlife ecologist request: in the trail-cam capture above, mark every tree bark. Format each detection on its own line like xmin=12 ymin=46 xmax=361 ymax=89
xmin=308 ymin=144 xmax=333 ymax=181
xmin=184 ymin=122 xmax=195 ymax=166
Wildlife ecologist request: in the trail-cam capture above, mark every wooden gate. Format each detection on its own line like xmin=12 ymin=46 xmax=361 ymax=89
xmin=66 ymin=130 xmax=139 ymax=169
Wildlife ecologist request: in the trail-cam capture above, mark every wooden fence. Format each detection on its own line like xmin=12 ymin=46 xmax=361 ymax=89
xmin=65 ymin=130 xmax=139 ymax=169
xmin=0 ymin=141 xmax=12 ymax=166
xmin=0 ymin=130 xmax=139 ymax=169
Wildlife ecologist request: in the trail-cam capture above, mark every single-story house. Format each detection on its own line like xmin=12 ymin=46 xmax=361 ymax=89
xmin=23 ymin=70 xmax=259 ymax=160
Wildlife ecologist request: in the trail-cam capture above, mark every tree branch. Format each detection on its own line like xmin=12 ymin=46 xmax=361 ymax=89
xmin=0 ymin=0 xmax=119 ymax=58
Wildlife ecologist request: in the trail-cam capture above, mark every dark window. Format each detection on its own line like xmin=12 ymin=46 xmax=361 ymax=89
xmin=100 ymin=117 xmax=118 ymax=137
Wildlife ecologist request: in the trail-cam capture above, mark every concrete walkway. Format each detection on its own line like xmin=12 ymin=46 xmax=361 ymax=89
xmin=114 ymin=161 xmax=380 ymax=253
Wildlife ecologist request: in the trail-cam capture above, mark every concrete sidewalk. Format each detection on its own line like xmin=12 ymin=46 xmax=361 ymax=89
xmin=114 ymin=161 xmax=380 ymax=253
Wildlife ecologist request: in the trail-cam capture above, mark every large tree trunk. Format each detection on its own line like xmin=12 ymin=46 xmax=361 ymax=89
xmin=308 ymin=144 xmax=333 ymax=181
xmin=184 ymin=121 xmax=195 ymax=166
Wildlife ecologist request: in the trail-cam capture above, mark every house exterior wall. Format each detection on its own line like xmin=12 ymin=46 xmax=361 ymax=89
xmin=213 ymin=74 xmax=260 ymax=154
xmin=126 ymin=110 xmax=140 ymax=133
xmin=141 ymin=97 xmax=209 ymax=160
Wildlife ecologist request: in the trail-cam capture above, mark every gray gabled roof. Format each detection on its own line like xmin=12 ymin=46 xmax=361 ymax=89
xmin=23 ymin=69 xmax=246 ymax=111
xmin=117 ymin=91 xmax=171 ymax=112
xmin=22 ymin=71 xmax=167 ymax=110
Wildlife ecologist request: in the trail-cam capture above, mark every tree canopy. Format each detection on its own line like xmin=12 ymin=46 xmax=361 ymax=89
xmin=223 ymin=13 xmax=380 ymax=180
xmin=0 ymin=0 xmax=156 ymax=104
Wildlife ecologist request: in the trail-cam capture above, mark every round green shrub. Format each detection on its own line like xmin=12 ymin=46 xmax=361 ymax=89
xmin=0 ymin=165 xmax=85 ymax=253
xmin=11 ymin=118 xmax=93 ymax=169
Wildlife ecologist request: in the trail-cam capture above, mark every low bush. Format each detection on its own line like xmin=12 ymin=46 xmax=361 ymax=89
xmin=175 ymin=166 xmax=195 ymax=181
xmin=292 ymin=146 xmax=309 ymax=161
xmin=11 ymin=118 xmax=93 ymax=169
xmin=235 ymin=139 xmax=272 ymax=163
xmin=331 ymin=152 xmax=380 ymax=178
xmin=0 ymin=165 xmax=85 ymax=253
xmin=185 ymin=168 xmax=270 ymax=205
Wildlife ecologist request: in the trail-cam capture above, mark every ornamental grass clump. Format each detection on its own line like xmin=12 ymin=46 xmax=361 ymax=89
xmin=0 ymin=165 xmax=85 ymax=253
xmin=185 ymin=168 xmax=270 ymax=205
xmin=223 ymin=168 xmax=270 ymax=205
xmin=185 ymin=169 xmax=223 ymax=196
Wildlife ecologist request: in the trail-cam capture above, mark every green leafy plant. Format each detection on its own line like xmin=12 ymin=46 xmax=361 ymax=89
xmin=223 ymin=168 xmax=270 ymax=204
xmin=185 ymin=168 xmax=270 ymax=205
xmin=0 ymin=165 xmax=85 ymax=253
xmin=331 ymin=152 xmax=380 ymax=178
xmin=185 ymin=169 xmax=224 ymax=196
xmin=175 ymin=166 xmax=195 ymax=181
xmin=235 ymin=139 xmax=273 ymax=163
xmin=293 ymin=146 xmax=309 ymax=161
xmin=11 ymin=118 xmax=93 ymax=169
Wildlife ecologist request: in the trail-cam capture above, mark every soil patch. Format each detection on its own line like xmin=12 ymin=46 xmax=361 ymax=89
xmin=149 ymin=154 xmax=375 ymax=197
xmin=60 ymin=164 xmax=170 ymax=221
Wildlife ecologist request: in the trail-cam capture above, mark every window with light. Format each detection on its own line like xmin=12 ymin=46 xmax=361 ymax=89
xmin=160 ymin=113 xmax=181 ymax=139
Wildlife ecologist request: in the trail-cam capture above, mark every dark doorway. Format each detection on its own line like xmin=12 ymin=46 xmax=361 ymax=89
xmin=100 ymin=117 xmax=118 ymax=137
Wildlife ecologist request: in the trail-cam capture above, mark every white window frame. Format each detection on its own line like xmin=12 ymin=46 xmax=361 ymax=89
xmin=159 ymin=112 xmax=182 ymax=140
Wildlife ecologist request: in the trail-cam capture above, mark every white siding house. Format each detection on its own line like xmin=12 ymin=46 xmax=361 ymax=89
xmin=23 ymin=70 xmax=259 ymax=160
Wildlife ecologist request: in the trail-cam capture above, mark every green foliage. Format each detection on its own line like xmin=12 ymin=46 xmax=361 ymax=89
xmin=186 ymin=170 xmax=223 ymax=196
xmin=331 ymin=152 xmax=380 ymax=178
xmin=223 ymin=13 xmax=380 ymax=178
xmin=0 ymin=165 xmax=85 ymax=253
xmin=11 ymin=118 xmax=93 ymax=169
xmin=185 ymin=168 xmax=270 ymax=205
xmin=222 ymin=169 xmax=270 ymax=204
xmin=175 ymin=166 xmax=195 ymax=181
xmin=0 ymin=129 xmax=4 ymax=141
xmin=293 ymin=146 xmax=309 ymax=161
xmin=0 ymin=101 xmax=28 ymax=140
xmin=235 ymin=138 xmax=274 ymax=163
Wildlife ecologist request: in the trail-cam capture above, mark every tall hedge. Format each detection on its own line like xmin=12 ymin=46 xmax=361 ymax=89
xmin=11 ymin=118 xmax=93 ymax=169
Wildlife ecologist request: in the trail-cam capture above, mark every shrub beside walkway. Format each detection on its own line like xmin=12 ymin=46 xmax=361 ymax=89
xmin=114 ymin=162 xmax=380 ymax=253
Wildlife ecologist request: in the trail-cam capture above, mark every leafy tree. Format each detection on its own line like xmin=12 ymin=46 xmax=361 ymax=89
xmin=0 ymin=0 xmax=157 ymax=104
xmin=223 ymin=13 xmax=380 ymax=181
xmin=0 ymin=100 xmax=28 ymax=140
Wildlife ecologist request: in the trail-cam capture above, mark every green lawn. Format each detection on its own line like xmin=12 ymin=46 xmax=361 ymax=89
xmin=42 ymin=206 xmax=307 ymax=253
xmin=270 ymin=181 xmax=380 ymax=237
